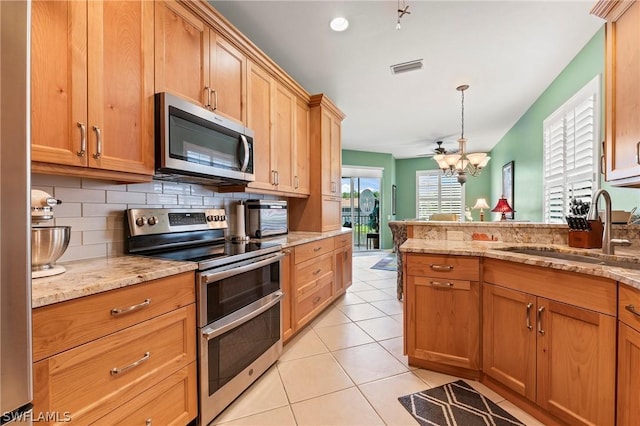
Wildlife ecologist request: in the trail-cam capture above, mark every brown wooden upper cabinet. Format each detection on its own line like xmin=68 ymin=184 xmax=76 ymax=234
xmin=592 ymin=1 xmax=640 ymax=186
xmin=155 ymin=0 xmax=246 ymax=124
xmin=245 ymin=60 xmax=310 ymax=196
xmin=31 ymin=0 xmax=155 ymax=179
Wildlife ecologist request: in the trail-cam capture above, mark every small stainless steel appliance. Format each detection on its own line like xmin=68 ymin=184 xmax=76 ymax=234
xmin=31 ymin=190 xmax=71 ymax=278
xmin=245 ymin=199 xmax=288 ymax=238
xmin=155 ymin=92 xmax=255 ymax=185
xmin=125 ymin=208 xmax=283 ymax=425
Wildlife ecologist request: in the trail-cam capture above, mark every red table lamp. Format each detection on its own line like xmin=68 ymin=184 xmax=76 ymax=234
xmin=491 ymin=195 xmax=514 ymax=221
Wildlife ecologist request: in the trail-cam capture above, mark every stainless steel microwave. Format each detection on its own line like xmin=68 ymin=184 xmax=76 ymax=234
xmin=155 ymin=92 xmax=255 ymax=185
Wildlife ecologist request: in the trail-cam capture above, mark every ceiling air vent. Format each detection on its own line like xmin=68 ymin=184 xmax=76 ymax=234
xmin=390 ymin=59 xmax=423 ymax=75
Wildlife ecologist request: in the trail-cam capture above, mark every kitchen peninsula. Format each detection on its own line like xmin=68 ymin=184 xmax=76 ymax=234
xmin=395 ymin=220 xmax=640 ymax=425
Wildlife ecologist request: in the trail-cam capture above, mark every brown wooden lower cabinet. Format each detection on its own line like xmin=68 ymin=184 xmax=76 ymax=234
xmin=618 ymin=284 xmax=640 ymax=426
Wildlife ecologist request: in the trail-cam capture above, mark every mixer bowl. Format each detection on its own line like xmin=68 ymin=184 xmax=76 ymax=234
xmin=32 ymin=226 xmax=71 ymax=271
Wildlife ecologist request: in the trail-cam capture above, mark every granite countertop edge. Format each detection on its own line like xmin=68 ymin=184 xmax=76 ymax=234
xmin=32 ymin=229 xmax=354 ymax=308
xmin=399 ymin=238 xmax=640 ymax=291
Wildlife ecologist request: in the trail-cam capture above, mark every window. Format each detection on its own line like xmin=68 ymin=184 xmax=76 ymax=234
xmin=543 ymin=76 xmax=600 ymax=224
xmin=416 ymin=170 xmax=463 ymax=220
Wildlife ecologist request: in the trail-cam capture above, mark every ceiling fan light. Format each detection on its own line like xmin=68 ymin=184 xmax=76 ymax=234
xmin=330 ymin=17 xmax=349 ymax=32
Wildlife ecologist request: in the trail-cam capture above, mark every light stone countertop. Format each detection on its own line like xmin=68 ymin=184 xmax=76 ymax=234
xmin=32 ymin=229 xmax=353 ymax=309
xmin=400 ymin=238 xmax=640 ymax=291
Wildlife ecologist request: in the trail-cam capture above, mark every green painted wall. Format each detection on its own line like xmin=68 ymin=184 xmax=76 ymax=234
xmin=489 ymin=27 xmax=640 ymax=220
xmin=341 ymin=150 xmax=396 ymax=249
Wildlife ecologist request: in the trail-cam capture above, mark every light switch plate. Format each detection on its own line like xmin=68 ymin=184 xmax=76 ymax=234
xmin=447 ymin=231 xmax=464 ymax=241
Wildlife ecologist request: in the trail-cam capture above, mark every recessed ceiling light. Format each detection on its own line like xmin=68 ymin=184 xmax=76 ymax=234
xmin=330 ymin=17 xmax=349 ymax=32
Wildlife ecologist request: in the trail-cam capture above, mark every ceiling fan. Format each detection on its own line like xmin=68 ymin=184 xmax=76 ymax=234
xmin=417 ymin=140 xmax=460 ymax=157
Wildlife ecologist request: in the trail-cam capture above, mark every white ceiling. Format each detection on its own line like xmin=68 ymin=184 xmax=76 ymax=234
xmin=210 ymin=0 xmax=604 ymax=159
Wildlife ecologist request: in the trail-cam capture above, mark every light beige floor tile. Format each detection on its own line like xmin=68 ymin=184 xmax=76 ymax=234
xmin=356 ymin=316 xmax=403 ymax=341
xmin=370 ymin=298 xmax=404 ymax=315
xmin=463 ymin=379 xmax=507 ymax=403
xmin=359 ymin=372 xmax=429 ymax=426
xmin=291 ymin=387 xmax=385 ymax=426
xmin=279 ymin=328 xmax=328 ymax=362
xmin=338 ymin=302 xmax=387 ymax=321
xmin=390 ymin=313 xmax=404 ymax=322
xmin=311 ymin=306 xmax=352 ymax=329
xmin=497 ymin=400 xmax=546 ymax=425
xmin=378 ymin=336 xmax=417 ymax=370
xmin=333 ymin=342 xmax=408 ymax=384
xmin=277 ymin=353 xmax=353 ymax=403
xmin=333 ymin=291 xmax=367 ymax=307
xmin=348 ymin=281 xmax=377 ymax=293
xmin=212 ymin=366 xmax=289 ymax=424
xmin=314 ymin=322 xmax=375 ymax=351
xmin=367 ymin=277 xmax=398 ymax=289
xmin=214 ymin=406 xmax=297 ymax=426
xmin=355 ymin=289 xmax=397 ymax=302
xmin=412 ymin=368 xmax=462 ymax=388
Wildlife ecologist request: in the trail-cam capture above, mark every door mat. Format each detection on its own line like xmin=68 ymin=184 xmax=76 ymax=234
xmin=370 ymin=253 xmax=397 ymax=271
xmin=398 ymin=380 xmax=525 ymax=426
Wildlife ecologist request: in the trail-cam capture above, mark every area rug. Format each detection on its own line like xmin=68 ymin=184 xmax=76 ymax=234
xmin=398 ymin=380 xmax=525 ymax=426
xmin=370 ymin=253 xmax=397 ymax=271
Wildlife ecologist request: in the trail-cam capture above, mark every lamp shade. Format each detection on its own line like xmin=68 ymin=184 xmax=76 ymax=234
xmin=491 ymin=196 xmax=514 ymax=221
xmin=472 ymin=198 xmax=490 ymax=210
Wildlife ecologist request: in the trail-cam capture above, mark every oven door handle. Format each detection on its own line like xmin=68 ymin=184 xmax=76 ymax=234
xmin=202 ymin=291 xmax=284 ymax=341
xmin=199 ymin=252 xmax=284 ymax=285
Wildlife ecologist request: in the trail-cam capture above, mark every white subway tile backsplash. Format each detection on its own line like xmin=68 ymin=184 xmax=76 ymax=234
xmin=178 ymin=195 xmax=204 ymax=206
xmin=82 ymin=179 xmax=127 ymax=191
xmin=127 ymin=181 xmax=163 ymax=193
xmin=32 ymin=174 xmax=81 ymax=188
xmin=106 ymin=191 xmax=147 ymax=204
xmin=83 ymin=229 xmax=125 ymax=245
xmin=36 ymin=174 xmax=264 ymax=262
xmin=54 ymin=187 xmax=105 ymax=203
xmin=55 ymin=216 xmax=108 ymax=231
xmin=162 ymin=182 xmax=192 ymax=195
xmin=147 ymin=193 xmax=178 ymax=205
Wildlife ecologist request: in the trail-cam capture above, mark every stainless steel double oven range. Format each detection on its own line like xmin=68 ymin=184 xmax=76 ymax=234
xmin=126 ymin=208 xmax=283 ymax=425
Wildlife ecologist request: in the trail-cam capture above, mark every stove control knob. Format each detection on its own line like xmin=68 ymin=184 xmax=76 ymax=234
xmin=206 ymin=215 xmax=214 ymax=222
xmin=147 ymin=216 xmax=158 ymax=226
xmin=135 ymin=217 xmax=146 ymax=226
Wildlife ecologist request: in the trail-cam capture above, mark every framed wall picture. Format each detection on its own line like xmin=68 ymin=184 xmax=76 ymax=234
xmin=502 ymin=161 xmax=515 ymax=220
xmin=392 ymin=184 xmax=397 ymax=215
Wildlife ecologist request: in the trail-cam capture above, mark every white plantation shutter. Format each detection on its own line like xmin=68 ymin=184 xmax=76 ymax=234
xmin=416 ymin=171 xmax=463 ymax=220
xmin=543 ymin=76 xmax=600 ymax=223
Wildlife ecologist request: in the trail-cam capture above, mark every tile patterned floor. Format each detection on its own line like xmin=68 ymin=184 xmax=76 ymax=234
xmin=212 ymin=251 xmax=544 ymax=426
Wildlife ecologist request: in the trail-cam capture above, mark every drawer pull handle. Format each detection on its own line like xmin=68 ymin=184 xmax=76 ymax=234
xmin=430 ymin=264 xmax=453 ymax=271
xmin=637 ymin=141 xmax=640 ymax=165
xmin=537 ymin=306 xmax=545 ymax=335
xmin=110 ymin=352 xmax=150 ymax=376
xmin=313 ymin=268 xmax=322 ymax=276
xmin=313 ymin=296 xmax=321 ymax=305
xmin=111 ymin=298 xmax=151 ymax=316
xmin=313 ymin=247 xmax=322 ymax=252
xmin=429 ymin=280 xmax=453 ymax=288
xmin=526 ymin=303 xmax=533 ymax=330
xmin=625 ymin=304 xmax=640 ymax=318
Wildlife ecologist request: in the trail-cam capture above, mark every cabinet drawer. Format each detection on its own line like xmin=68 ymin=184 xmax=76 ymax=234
xmin=295 ymin=252 xmax=333 ymax=288
xmin=406 ymin=253 xmax=479 ymax=281
xmin=93 ymin=362 xmax=197 ymax=426
xmin=295 ymin=272 xmax=333 ymax=325
xmin=334 ymin=233 xmax=352 ymax=248
xmin=33 ymin=304 xmax=196 ymax=425
xmin=294 ymin=238 xmax=334 ymax=264
xmin=33 ymin=272 xmax=195 ymax=361
xmin=620 ymin=284 xmax=640 ymax=332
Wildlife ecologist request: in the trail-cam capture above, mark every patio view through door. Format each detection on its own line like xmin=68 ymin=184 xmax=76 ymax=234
xmin=341 ymin=172 xmax=382 ymax=251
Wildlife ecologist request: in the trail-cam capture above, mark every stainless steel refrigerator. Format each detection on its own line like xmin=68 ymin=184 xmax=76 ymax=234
xmin=1 ymin=0 xmax=33 ymax=424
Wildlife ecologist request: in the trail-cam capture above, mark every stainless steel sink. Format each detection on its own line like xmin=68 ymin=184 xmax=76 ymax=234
xmin=498 ymin=247 xmax=640 ymax=271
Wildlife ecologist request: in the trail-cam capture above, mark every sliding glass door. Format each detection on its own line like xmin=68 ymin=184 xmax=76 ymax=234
xmin=341 ymin=176 xmax=381 ymax=251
